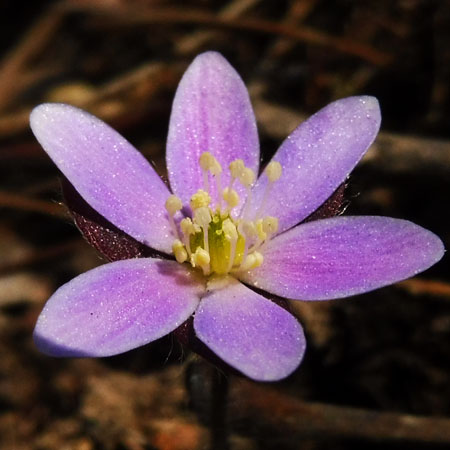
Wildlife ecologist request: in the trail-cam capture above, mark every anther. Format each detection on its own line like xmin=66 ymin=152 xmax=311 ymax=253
xmin=222 ymin=218 xmax=238 ymax=272
xmin=180 ymin=217 xmax=196 ymax=256
xmin=265 ymin=161 xmax=282 ymax=182
xmin=239 ymin=167 xmax=256 ymax=188
xmin=192 ymin=247 xmax=210 ymax=275
xmin=190 ymin=189 xmax=211 ymax=210
xmin=172 ymin=239 xmax=188 ymax=263
xmin=222 ymin=187 xmax=240 ymax=211
xmin=165 ymin=194 xmax=182 ymax=239
xmin=262 ymin=216 xmax=279 ymax=235
xmin=256 ymin=219 xmax=267 ymax=241
xmin=229 ymin=159 xmax=245 ymax=179
xmin=238 ymin=251 xmax=264 ymax=272
xmin=255 ymin=161 xmax=283 ymax=220
xmin=165 ymin=195 xmax=182 ymax=216
xmin=194 ymin=206 xmax=212 ymax=227
xmin=194 ymin=206 xmax=212 ymax=254
xmin=199 ymin=152 xmax=214 ymax=171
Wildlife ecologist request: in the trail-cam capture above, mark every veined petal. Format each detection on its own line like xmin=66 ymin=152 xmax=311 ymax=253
xmin=34 ymin=259 xmax=204 ymax=357
xmin=239 ymin=216 xmax=444 ymax=301
xmin=166 ymin=52 xmax=259 ymax=208
xmin=246 ymin=96 xmax=381 ymax=234
xmin=30 ymin=104 xmax=174 ymax=254
xmin=194 ymin=278 xmax=305 ymax=381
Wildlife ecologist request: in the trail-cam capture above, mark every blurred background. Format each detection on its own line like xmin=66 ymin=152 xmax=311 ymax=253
xmin=1 ymin=1 xmax=449 ymax=449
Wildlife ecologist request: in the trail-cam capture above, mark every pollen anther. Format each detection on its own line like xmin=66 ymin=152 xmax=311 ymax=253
xmin=169 ymin=153 xmax=283 ymax=276
xmin=190 ymin=189 xmax=211 ymax=210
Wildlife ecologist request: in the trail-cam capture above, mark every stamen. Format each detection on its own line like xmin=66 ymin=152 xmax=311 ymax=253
xmin=239 ymin=167 xmax=255 ymax=188
xmin=247 ymin=219 xmax=267 ymax=254
xmin=172 ymin=239 xmax=187 ymax=263
xmin=256 ymin=219 xmax=267 ymax=241
xmin=222 ymin=218 xmax=238 ymax=272
xmin=194 ymin=206 xmax=212 ymax=254
xmin=238 ymin=166 xmax=255 ymax=219
xmin=165 ymin=194 xmax=182 ymax=239
xmin=209 ymin=158 xmax=223 ymax=211
xmin=180 ymin=217 xmax=195 ymax=256
xmin=255 ymin=161 xmax=283 ymax=220
xmin=191 ymin=247 xmax=210 ymax=275
xmin=222 ymin=187 xmax=240 ymax=212
xmin=170 ymin=153 xmax=280 ymax=277
xmin=229 ymin=159 xmax=245 ymax=180
xmin=239 ymin=220 xmax=257 ymax=262
xmin=265 ymin=161 xmax=282 ymax=182
xmin=190 ymin=189 xmax=211 ymax=210
xmin=200 ymin=152 xmax=214 ymax=192
xmin=236 ymin=251 xmax=264 ymax=273
xmin=262 ymin=216 xmax=279 ymax=236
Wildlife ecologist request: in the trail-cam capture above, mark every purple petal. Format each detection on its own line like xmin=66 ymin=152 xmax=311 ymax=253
xmin=194 ymin=278 xmax=305 ymax=381
xmin=166 ymin=52 xmax=259 ymax=209
xmin=30 ymin=103 xmax=174 ymax=254
xmin=34 ymin=259 xmax=204 ymax=356
xmin=245 ymin=96 xmax=381 ymax=234
xmin=239 ymin=216 xmax=444 ymax=301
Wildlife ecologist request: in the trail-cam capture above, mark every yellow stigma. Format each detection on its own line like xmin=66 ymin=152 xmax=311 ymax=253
xmin=169 ymin=152 xmax=283 ymax=276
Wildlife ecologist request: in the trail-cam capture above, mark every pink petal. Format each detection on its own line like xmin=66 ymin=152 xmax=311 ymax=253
xmin=34 ymin=259 xmax=205 ymax=356
xmin=30 ymin=104 xmax=174 ymax=253
xmin=166 ymin=52 xmax=259 ymax=209
xmin=239 ymin=216 xmax=444 ymax=300
xmin=194 ymin=278 xmax=306 ymax=381
xmin=246 ymin=96 xmax=381 ymax=234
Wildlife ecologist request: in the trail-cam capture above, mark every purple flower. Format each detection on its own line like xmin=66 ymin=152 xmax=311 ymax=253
xmin=30 ymin=52 xmax=444 ymax=382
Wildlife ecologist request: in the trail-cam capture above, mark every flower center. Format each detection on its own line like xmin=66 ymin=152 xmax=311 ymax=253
xmin=165 ymin=152 xmax=282 ymax=276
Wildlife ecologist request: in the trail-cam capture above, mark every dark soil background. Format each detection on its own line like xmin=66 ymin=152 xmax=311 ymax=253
xmin=1 ymin=1 xmax=449 ymax=449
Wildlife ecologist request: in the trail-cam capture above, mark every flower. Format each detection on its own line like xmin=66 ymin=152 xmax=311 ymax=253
xmin=30 ymin=52 xmax=444 ymax=382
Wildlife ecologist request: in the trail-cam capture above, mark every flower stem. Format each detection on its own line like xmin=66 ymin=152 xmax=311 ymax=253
xmin=185 ymin=361 xmax=230 ymax=450
xmin=210 ymin=369 xmax=230 ymax=450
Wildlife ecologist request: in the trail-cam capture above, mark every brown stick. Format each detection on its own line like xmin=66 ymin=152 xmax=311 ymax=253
xmin=0 ymin=239 xmax=82 ymax=276
xmin=397 ymin=278 xmax=450 ymax=299
xmin=0 ymin=7 xmax=63 ymax=111
xmin=230 ymin=380 xmax=450 ymax=444
xmin=65 ymin=2 xmax=392 ymax=66
xmin=0 ymin=190 xmax=67 ymax=218
xmin=175 ymin=0 xmax=262 ymax=54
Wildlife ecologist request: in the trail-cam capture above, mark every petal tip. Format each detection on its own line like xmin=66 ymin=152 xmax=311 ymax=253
xmin=30 ymin=102 xmax=79 ymax=134
xmin=192 ymin=50 xmax=228 ymax=65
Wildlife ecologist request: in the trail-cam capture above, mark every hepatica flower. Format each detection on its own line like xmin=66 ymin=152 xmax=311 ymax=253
xmin=31 ymin=52 xmax=444 ymax=382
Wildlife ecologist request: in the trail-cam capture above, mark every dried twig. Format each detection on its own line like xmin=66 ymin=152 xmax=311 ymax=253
xmin=0 ymin=190 xmax=67 ymax=218
xmin=0 ymin=7 xmax=64 ymax=111
xmin=0 ymin=239 xmax=82 ymax=276
xmin=231 ymin=380 xmax=450 ymax=444
xmin=397 ymin=278 xmax=450 ymax=299
xmin=68 ymin=3 xmax=392 ymax=65
xmin=175 ymin=0 xmax=262 ymax=54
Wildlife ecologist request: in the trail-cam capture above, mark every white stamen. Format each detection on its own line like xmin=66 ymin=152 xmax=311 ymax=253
xmin=165 ymin=195 xmax=182 ymax=239
xmin=222 ymin=218 xmax=238 ymax=272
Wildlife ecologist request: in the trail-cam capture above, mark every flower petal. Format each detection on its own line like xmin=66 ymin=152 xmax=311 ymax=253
xmin=34 ymin=259 xmax=204 ymax=357
xmin=166 ymin=52 xmax=259 ymax=209
xmin=239 ymin=216 xmax=444 ymax=300
xmin=30 ymin=103 xmax=174 ymax=253
xmin=246 ymin=96 xmax=381 ymax=234
xmin=194 ymin=278 xmax=305 ymax=381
